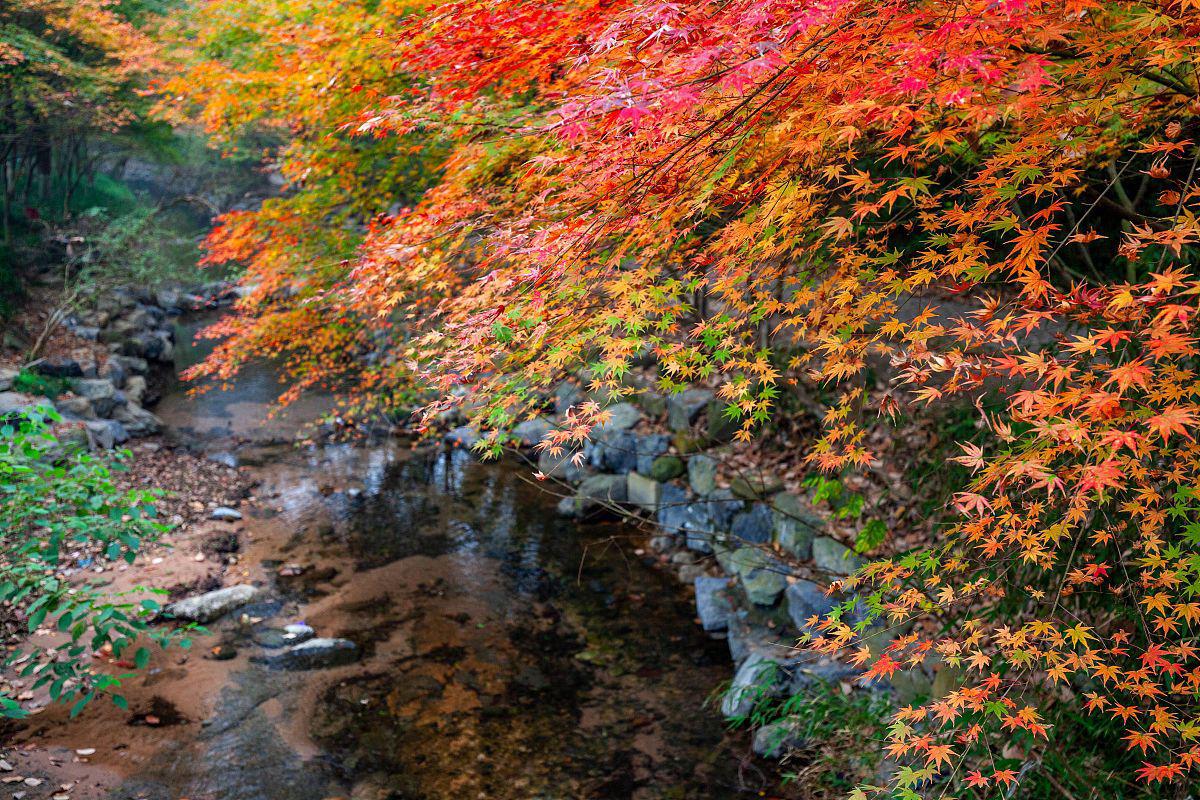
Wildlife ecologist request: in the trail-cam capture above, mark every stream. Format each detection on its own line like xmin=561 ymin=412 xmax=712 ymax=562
xmin=13 ymin=314 xmax=777 ymax=800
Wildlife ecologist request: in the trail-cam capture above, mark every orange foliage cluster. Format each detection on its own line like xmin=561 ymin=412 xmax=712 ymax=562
xmin=167 ymin=0 xmax=1200 ymax=793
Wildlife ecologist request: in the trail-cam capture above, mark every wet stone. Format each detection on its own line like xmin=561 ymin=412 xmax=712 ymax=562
xmin=208 ymin=643 xmax=239 ymax=661
xmin=261 ymin=638 xmax=359 ymax=670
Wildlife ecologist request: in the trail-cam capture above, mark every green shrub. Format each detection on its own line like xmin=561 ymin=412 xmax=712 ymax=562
xmin=0 ymin=409 xmax=188 ymax=718
xmin=11 ymin=369 xmax=70 ymax=399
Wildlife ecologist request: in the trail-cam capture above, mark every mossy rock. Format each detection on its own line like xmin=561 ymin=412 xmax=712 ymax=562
xmin=649 ymin=455 xmax=685 ymax=481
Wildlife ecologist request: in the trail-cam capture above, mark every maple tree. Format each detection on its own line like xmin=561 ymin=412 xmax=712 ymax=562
xmin=167 ymin=0 xmax=1200 ymax=794
xmin=0 ymin=0 xmax=160 ymax=239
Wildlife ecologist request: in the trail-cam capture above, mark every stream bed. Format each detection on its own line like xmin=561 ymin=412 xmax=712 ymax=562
xmin=11 ymin=315 xmax=781 ymax=799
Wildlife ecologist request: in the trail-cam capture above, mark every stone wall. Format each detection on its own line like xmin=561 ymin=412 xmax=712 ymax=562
xmin=444 ymin=386 xmax=933 ymax=760
xmin=0 ymin=283 xmax=236 ymax=450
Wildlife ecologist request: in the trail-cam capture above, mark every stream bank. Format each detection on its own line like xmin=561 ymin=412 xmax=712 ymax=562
xmin=2 ymin=311 xmax=802 ymax=800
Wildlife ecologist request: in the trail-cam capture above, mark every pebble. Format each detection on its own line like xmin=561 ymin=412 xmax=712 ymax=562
xmin=74 ymin=749 xmax=94 ymax=757
xmin=210 ymin=506 xmax=243 ymax=521
xmin=0 ymin=760 xmax=10 ymax=772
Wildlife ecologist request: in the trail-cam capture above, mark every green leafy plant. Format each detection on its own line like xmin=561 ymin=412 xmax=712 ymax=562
xmin=11 ymin=369 xmax=70 ymax=399
xmin=0 ymin=409 xmax=187 ymax=718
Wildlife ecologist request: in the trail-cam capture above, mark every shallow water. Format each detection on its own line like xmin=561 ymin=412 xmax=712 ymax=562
xmin=86 ymin=315 xmax=776 ymax=799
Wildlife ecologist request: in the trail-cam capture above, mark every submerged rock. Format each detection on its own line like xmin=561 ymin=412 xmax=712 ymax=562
xmin=263 ymin=637 xmax=359 ymax=670
xmin=166 ymin=584 xmax=260 ymax=623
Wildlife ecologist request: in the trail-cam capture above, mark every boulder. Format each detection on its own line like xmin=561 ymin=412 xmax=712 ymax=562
xmin=69 ymin=378 xmax=117 ymax=417
xmin=555 ymin=496 xmax=577 ymax=518
xmin=707 ymin=398 xmax=740 ymax=442
xmin=730 ymin=503 xmax=774 ymax=545
xmin=101 ymin=359 xmax=126 ymax=389
xmin=633 ymin=433 xmax=670 ymax=474
xmin=166 ymin=584 xmax=260 ymax=623
xmin=32 ymin=357 xmax=82 ymax=378
xmin=590 ymin=428 xmax=638 ymax=473
xmin=0 ymin=367 xmax=16 ymax=392
xmin=262 ymin=638 xmax=359 ymax=670
xmin=730 ymin=474 xmax=784 ymax=501
xmin=655 ymin=482 xmax=689 ymax=535
xmin=109 ymin=355 xmax=148 ymax=375
xmin=626 ymin=471 xmax=661 ymax=511
xmin=112 ymin=402 xmax=162 ymax=436
xmin=734 ymin=550 xmax=789 ymax=606
xmin=666 ymin=388 xmax=713 ymax=431
xmin=693 ymin=575 xmax=734 ymax=632
xmin=55 ymin=396 xmax=96 ymax=420
xmin=687 ymin=454 xmax=718 ymax=496
xmin=512 ymin=417 xmax=553 ymax=447
xmin=553 ymin=381 xmax=582 ymax=414
xmin=636 ymin=391 xmax=667 ymax=417
xmin=752 ymin=719 xmax=809 ymax=758
xmin=785 ymin=579 xmax=838 ymax=630
xmin=682 ymin=502 xmax=722 ymax=553
xmin=124 ymin=375 xmax=147 ymax=406
xmin=207 ymin=451 xmax=239 ymax=469
xmin=772 ymin=493 xmax=821 ymax=560
xmin=84 ymin=419 xmax=128 ymax=450
xmin=649 ymin=455 xmax=685 ymax=481
xmin=67 ymin=348 xmax=98 ymax=378
xmin=254 ymin=623 xmax=316 ymax=649
xmin=574 ymin=473 xmax=627 ymax=514
xmin=595 ymin=402 xmax=641 ymax=432
xmin=812 ymin=536 xmax=864 ymax=575
xmin=721 ymin=652 xmax=787 ymax=718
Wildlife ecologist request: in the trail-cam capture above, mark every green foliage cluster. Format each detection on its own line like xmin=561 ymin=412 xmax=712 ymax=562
xmin=11 ymin=369 xmax=69 ymax=399
xmin=0 ymin=409 xmax=187 ymax=718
